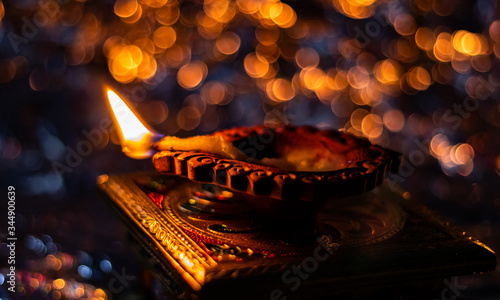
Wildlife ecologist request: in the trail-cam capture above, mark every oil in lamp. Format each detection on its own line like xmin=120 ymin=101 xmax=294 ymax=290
xmin=98 ymin=88 xmax=496 ymax=299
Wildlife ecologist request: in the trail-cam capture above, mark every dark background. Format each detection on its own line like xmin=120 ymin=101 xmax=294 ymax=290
xmin=0 ymin=0 xmax=499 ymax=299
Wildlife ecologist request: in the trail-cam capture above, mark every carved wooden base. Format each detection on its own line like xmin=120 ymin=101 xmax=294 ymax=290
xmin=98 ymin=172 xmax=496 ymax=300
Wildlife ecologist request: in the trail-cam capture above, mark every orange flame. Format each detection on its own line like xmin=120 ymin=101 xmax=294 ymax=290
xmin=106 ymin=89 xmax=161 ymax=159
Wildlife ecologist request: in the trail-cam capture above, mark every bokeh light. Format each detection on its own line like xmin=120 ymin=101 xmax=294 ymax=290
xmin=177 ymin=61 xmax=208 ymax=90
xmin=1 ymin=1 xmax=500 ymax=299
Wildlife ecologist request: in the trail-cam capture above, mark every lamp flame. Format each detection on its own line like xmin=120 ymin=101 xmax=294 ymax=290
xmin=106 ymin=89 xmax=162 ymax=159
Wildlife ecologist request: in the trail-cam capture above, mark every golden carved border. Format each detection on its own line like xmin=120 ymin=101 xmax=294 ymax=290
xmin=97 ymin=173 xmax=338 ymax=289
xmin=97 ymin=173 xmax=217 ymax=292
xmin=97 ymin=173 xmax=496 ymax=299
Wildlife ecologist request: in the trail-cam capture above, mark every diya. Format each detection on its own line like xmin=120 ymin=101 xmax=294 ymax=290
xmin=98 ymin=89 xmax=496 ymax=299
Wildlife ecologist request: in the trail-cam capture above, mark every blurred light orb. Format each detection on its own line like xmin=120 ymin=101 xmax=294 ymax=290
xmin=177 ymin=61 xmax=208 ymax=90
xmin=177 ymin=106 xmax=202 ymax=131
xmin=407 ymin=66 xmax=431 ymax=91
xmin=216 ymin=32 xmax=241 ymax=55
xmin=295 ymin=47 xmax=320 ymax=69
xmin=53 ymin=278 xmax=66 ymax=290
xmin=375 ymin=59 xmax=401 ymax=84
xmin=433 ymin=32 xmax=454 ymax=62
xmin=333 ymin=0 xmax=376 ymax=19
xmin=452 ymin=30 xmax=487 ymax=56
xmin=153 ymin=26 xmax=177 ymax=49
xmin=267 ymin=78 xmax=295 ymax=102
xmin=361 ymin=113 xmax=383 ymax=139
xmin=77 ymin=265 xmax=93 ymax=279
xmin=244 ymin=53 xmax=269 ymax=78
xmin=114 ymin=0 xmax=139 ymax=18
xmin=351 ymin=108 xmax=369 ymax=131
xmin=415 ymin=27 xmax=436 ymax=51
xmin=301 ymin=67 xmax=326 ymax=91
xmin=383 ymin=109 xmax=405 ymax=132
xmin=393 ymin=14 xmax=416 ymax=36
xmin=100 ymin=260 xmax=113 ymax=273
xmin=347 ymin=66 xmax=370 ymax=89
